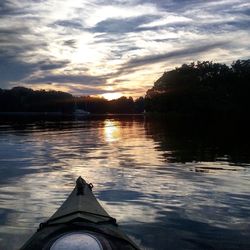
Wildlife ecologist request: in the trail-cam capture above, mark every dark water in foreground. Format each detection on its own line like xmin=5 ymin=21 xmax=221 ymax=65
xmin=0 ymin=116 xmax=249 ymax=250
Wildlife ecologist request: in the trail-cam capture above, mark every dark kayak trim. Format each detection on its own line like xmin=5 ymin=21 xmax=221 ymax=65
xmin=20 ymin=176 xmax=140 ymax=250
xmin=39 ymin=210 xmax=117 ymax=229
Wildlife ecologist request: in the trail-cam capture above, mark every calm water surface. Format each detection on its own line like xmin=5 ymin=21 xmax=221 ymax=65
xmin=0 ymin=116 xmax=249 ymax=249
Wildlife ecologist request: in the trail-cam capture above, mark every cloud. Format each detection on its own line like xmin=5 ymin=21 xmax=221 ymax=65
xmin=63 ymin=39 xmax=77 ymax=48
xmin=0 ymin=1 xmax=28 ymax=16
xmin=0 ymin=0 xmax=249 ymax=97
xmin=68 ymin=87 xmax=105 ymax=96
xmin=0 ymin=55 xmax=38 ymax=88
xmin=52 ymin=20 xmax=84 ymax=29
xmin=25 ymin=74 xmax=106 ymax=86
xmin=107 ymin=41 xmax=231 ymax=78
xmin=90 ymin=15 xmax=160 ymax=34
xmin=67 ymin=84 xmax=143 ymax=96
xmin=39 ymin=60 xmax=70 ymax=70
xmin=241 ymin=8 xmax=250 ymax=16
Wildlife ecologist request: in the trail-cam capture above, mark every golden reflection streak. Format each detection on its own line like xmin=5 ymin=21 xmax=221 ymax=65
xmin=103 ymin=120 xmax=121 ymax=142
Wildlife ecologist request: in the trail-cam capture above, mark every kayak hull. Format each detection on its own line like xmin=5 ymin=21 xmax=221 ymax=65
xmin=20 ymin=177 xmax=139 ymax=250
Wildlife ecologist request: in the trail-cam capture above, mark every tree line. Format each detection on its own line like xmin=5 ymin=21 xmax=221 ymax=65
xmin=75 ymin=96 xmax=144 ymax=114
xmin=0 ymin=87 xmax=145 ymax=114
xmin=145 ymin=59 xmax=250 ymax=116
xmin=0 ymin=59 xmax=249 ymax=115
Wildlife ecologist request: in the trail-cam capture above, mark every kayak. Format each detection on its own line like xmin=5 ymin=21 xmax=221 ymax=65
xmin=21 ymin=176 xmax=139 ymax=250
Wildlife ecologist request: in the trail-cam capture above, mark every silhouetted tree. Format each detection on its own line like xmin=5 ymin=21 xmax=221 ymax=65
xmin=134 ymin=97 xmax=145 ymax=113
xmin=0 ymin=87 xmax=73 ymax=112
xmin=108 ymin=96 xmax=135 ymax=114
xmin=145 ymin=59 xmax=250 ymax=116
xmin=0 ymin=87 xmax=144 ymax=114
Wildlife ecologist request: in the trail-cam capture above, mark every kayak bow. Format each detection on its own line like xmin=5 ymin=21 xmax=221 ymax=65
xmin=21 ymin=177 xmax=139 ymax=250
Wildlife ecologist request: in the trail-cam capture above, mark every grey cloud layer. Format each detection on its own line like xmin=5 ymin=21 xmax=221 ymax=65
xmin=90 ymin=15 xmax=160 ymax=33
xmin=0 ymin=0 xmax=249 ymax=95
xmin=123 ymin=42 xmax=230 ymax=70
xmin=26 ymin=74 xmax=105 ymax=86
xmin=105 ymin=41 xmax=230 ymax=79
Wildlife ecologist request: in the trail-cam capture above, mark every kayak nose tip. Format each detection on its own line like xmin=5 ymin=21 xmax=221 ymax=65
xmin=76 ymin=176 xmax=87 ymax=195
xmin=77 ymin=176 xmax=83 ymax=181
xmin=76 ymin=176 xmax=86 ymax=183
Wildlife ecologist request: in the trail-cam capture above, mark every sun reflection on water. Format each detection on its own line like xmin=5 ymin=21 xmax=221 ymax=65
xmin=103 ymin=120 xmax=121 ymax=142
xmin=0 ymin=119 xmax=250 ymax=250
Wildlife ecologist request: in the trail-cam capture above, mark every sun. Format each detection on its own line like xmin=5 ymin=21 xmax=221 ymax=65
xmin=101 ymin=92 xmax=122 ymax=100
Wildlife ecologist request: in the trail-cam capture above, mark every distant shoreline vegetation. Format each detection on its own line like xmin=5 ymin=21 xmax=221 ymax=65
xmin=0 ymin=87 xmax=144 ymax=114
xmin=0 ymin=59 xmax=249 ymax=116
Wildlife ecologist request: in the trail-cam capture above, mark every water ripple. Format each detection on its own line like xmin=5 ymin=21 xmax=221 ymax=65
xmin=0 ymin=118 xmax=249 ymax=249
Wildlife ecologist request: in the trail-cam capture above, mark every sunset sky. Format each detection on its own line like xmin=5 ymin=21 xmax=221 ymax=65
xmin=1 ymin=0 xmax=249 ymax=99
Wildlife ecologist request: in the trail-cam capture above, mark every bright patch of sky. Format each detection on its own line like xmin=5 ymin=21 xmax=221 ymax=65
xmin=0 ymin=0 xmax=249 ymax=98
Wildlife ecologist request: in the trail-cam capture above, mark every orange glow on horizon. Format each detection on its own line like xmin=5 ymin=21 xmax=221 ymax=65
xmin=101 ymin=92 xmax=122 ymax=100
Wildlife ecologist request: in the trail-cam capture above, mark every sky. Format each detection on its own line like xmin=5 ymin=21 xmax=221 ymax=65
xmin=0 ymin=0 xmax=250 ymax=99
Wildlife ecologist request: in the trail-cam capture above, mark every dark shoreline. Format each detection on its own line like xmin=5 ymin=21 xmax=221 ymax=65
xmin=1 ymin=111 xmax=249 ymax=122
xmin=0 ymin=112 xmax=144 ymax=116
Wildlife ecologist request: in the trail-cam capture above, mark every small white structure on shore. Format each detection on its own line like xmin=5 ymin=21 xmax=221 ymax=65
xmin=74 ymin=109 xmax=90 ymax=117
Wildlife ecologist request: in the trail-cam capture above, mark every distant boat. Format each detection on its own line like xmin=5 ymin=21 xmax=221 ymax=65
xmin=73 ymin=109 xmax=90 ymax=117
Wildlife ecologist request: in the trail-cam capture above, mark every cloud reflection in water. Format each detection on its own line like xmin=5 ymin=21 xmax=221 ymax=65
xmin=0 ymin=118 xmax=249 ymax=249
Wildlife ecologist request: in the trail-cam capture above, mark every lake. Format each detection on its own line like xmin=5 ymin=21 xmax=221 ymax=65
xmin=0 ymin=116 xmax=249 ymax=249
